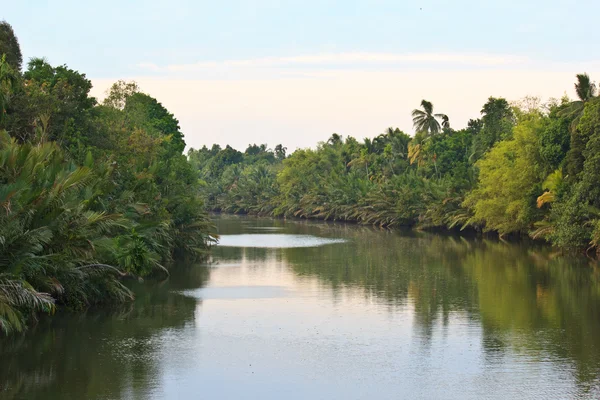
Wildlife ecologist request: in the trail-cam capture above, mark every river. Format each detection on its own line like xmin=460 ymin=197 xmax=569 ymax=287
xmin=1 ymin=215 xmax=600 ymax=399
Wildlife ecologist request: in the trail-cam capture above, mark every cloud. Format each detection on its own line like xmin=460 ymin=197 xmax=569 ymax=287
xmin=137 ymin=52 xmax=530 ymax=74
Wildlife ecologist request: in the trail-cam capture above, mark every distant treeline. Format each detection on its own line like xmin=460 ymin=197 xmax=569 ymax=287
xmin=190 ymin=76 xmax=600 ymax=254
xmin=0 ymin=21 xmax=214 ymax=334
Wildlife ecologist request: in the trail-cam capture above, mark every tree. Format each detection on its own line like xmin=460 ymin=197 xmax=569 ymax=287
xmin=550 ymin=97 xmax=600 ymax=248
xmin=274 ymin=144 xmax=287 ymax=160
xmin=327 ymin=133 xmax=343 ymax=146
xmin=124 ymin=92 xmax=186 ymax=154
xmin=441 ymin=114 xmax=450 ymax=129
xmin=538 ymin=103 xmax=571 ymax=172
xmin=559 ymin=73 xmax=596 ymax=130
xmin=471 ymin=97 xmax=515 ymax=160
xmin=0 ymin=21 xmax=22 ymax=71
xmin=6 ymin=58 xmax=96 ymax=145
xmin=103 ymin=80 xmax=140 ymax=110
xmin=0 ymin=21 xmax=217 ymax=335
xmin=0 ymin=55 xmax=17 ymax=124
xmin=464 ymin=112 xmax=547 ymax=235
xmin=411 ymin=100 xmax=446 ymax=137
xmin=575 ymin=73 xmax=597 ymax=101
xmin=425 ymin=128 xmax=473 ymax=184
xmin=562 ymin=74 xmax=597 ymax=179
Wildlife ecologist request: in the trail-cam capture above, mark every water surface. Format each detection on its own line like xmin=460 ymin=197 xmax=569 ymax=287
xmin=2 ymin=215 xmax=600 ymax=399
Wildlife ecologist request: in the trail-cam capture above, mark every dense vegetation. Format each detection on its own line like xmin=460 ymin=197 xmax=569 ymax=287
xmin=0 ymin=21 xmax=214 ymax=334
xmin=191 ymin=75 xmax=600 ymax=255
xmin=2 ymin=15 xmax=599 ymax=335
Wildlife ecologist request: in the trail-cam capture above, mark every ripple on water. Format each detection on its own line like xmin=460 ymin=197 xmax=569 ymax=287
xmin=217 ymin=234 xmax=346 ymax=248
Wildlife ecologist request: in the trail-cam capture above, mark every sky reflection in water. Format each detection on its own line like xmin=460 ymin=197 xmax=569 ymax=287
xmin=1 ymin=215 xmax=600 ymax=399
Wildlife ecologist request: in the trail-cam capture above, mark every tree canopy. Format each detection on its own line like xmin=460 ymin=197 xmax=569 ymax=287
xmin=0 ymin=27 xmax=215 ymax=335
xmin=191 ymin=74 xmax=600 ymax=255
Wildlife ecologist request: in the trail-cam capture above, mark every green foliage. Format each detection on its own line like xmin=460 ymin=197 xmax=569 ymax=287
xmin=538 ymin=106 xmax=571 ymax=171
xmin=189 ymin=73 xmax=600 ymax=256
xmin=464 ymin=112 xmax=547 ymax=234
xmin=411 ymin=99 xmax=448 ymax=137
xmin=0 ymin=24 xmax=215 ymax=334
xmin=0 ymin=21 xmax=22 ymax=71
xmin=0 ymin=132 xmax=132 ymax=330
xmin=563 ymin=74 xmax=598 ymax=179
xmin=4 ymin=58 xmax=96 ymax=147
xmin=0 ymin=55 xmax=18 ymax=124
xmin=471 ymin=97 xmax=516 ymax=160
xmin=3 ymin=13 xmax=598 ymax=339
xmin=548 ymin=98 xmax=600 ymax=249
xmin=124 ymin=92 xmax=186 ymax=155
xmin=193 ymin=125 xmax=462 ymax=230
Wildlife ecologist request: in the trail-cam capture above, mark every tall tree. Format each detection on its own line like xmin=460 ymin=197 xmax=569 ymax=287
xmin=560 ymin=74 xmax=597 ymax=125
xmin=124 ymin=92 xmax=186 ymax=155
xmin=464 ymin=112 xmax=547 ymax=234
xmin=327 ymin=133 xmax=343 ymax=146
xmin=471 ymin=97 xmax=515 ymax=160
xmin=0 ymin=55 xmax=17 ymax=124
xmin=411 ymin=100 xmax=446 ymax=137
xmin=0 ymin=21 xmax=22 ymax=71
xmin=441 ymin=114 xmax=450 ymax=129
xmin=274 ymin=144 xmax=287 ymax=160
xmin=6 ymin=58 xmax=96 ymax=145
xmin=563 ymin=74 xmax=598 ymax=178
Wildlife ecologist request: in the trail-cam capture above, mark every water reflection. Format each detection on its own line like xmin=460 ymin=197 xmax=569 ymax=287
xmin=219 ymin=234 xmax=345 ymax=248
xmin=215 ymin=216 xmax=600 ymax=394
xmin=281 ymin=225 xmax=600 ymax=391
xmin=0 ymin=265 xmax=210 ymax=400
xmin=1 ymin=215 xmax=600 ymax=399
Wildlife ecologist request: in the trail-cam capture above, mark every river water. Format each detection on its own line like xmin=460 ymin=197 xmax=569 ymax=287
xmin=2 ymin=215 xmax=600 ymax=399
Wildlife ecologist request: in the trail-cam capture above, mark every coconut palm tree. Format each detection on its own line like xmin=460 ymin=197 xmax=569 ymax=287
xmin=559 ymin=73 xmax=597 ymax=126
xmin=441 ymin=114 xmax=450 ymax=129
xmin=575 ymin=73 xmax=597 ymax=101
xmin=411 ymin=100 xmax=447 ymax=137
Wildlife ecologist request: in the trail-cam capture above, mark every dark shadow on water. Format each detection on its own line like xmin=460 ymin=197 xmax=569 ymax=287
xmin=0 ymin=264 xmax=211 ymax=400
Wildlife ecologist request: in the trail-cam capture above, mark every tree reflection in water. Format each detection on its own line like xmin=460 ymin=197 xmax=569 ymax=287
xmin=2 ymin=216 xmax=600 ymax=398
xmin=0 ymin=265 xmax=210 ymax=400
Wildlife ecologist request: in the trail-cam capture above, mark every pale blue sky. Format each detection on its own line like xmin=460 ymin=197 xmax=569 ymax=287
xmin=4 ymin=1 xmax=600 ymax=150
xmin=5 ymin=0 xmax=599 ymax=76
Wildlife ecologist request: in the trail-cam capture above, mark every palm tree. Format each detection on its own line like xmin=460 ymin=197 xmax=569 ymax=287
xmin=441 ymin=114 xmax=450 ymax=129
xmin=411 ymin=100 xmax=447 ymax=137
xmin=347 ymin=138 xmax=375 ymax=178
xmin=559 ymin=73 xmax=597 ymax=126
xmin=0 ymin=276 xmax=55 ymax=334
xmin=575 ymin=73 xmax=596 ymax=102
xmin=0 ymin=132 xmax=135 ymax=333
xmin=561 ymin=74 xmax=597 ymax=178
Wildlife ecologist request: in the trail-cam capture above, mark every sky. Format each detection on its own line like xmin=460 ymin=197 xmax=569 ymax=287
xmin=4 ymin=0 xmax=600 ymax=151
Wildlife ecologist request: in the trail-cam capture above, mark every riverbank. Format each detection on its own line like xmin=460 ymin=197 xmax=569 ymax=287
xmin=209 ymin=210 xmax=569 ymax=255
xmin=191 ymin=85 xmax=600 ymax=256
